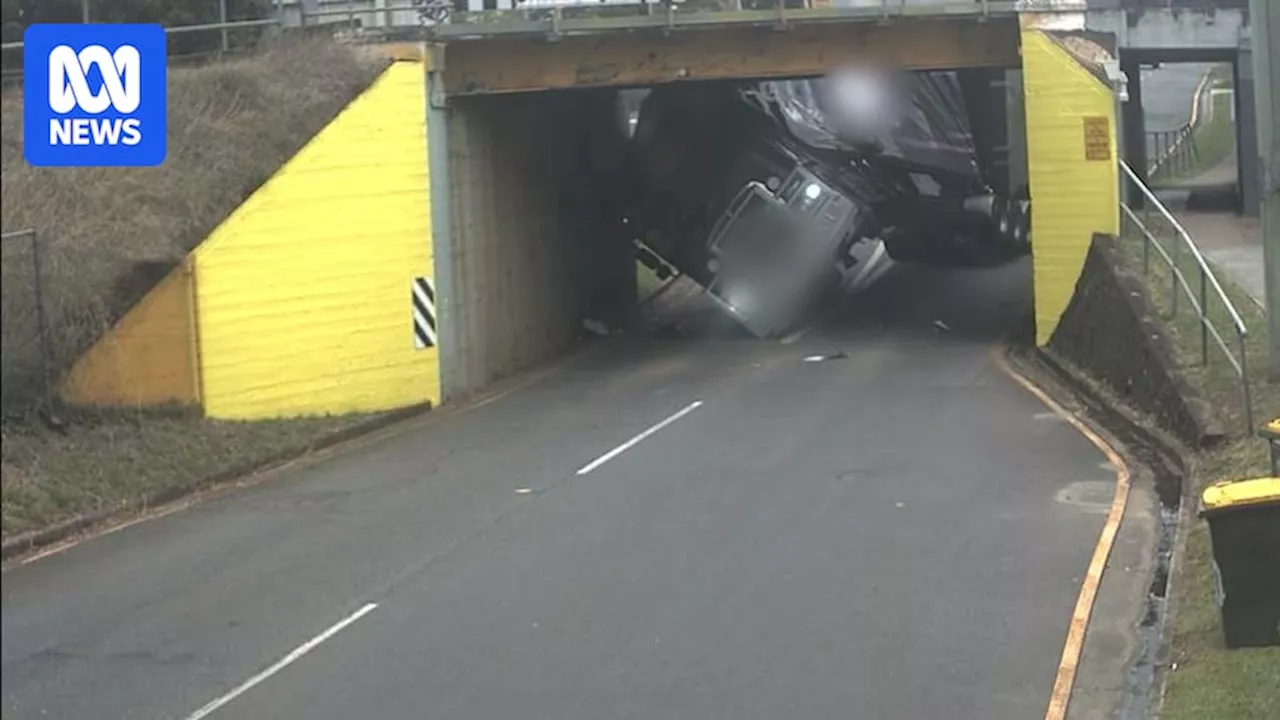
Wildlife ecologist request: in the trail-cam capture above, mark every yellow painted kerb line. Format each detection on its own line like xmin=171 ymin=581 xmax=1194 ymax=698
xmin=992 ymin=347 xmax=1133 ymax=720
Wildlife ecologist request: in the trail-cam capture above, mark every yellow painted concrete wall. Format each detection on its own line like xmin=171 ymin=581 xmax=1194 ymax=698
xmin=61 ymin=263 xmax=200 ymax=407
xmin=194 ymin=60 xmax=438 ymax=419
xmin=1021 ymin=30 xmax=1121 ymax=345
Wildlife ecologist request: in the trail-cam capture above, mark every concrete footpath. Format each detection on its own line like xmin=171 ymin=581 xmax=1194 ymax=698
xmin=1158 ymin=150 xmax=1266 ymax=312
xmin=1180 ymin=211 xmax=1265 ymax=311
xmin=1 ymin=262 xmax=1157 ymax=720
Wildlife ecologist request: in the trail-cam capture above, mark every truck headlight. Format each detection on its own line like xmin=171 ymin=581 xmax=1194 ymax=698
xmin=804 ymin=183 xmax=822 ymax=201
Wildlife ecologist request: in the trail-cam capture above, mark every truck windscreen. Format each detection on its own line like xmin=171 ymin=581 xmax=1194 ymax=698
xmin=778 ymin=170 xmax=830 ymax=216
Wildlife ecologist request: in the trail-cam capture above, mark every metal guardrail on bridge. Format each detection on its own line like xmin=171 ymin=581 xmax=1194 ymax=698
xmin=0 ymin=13 xmax=283 ymax=82
xmin=425 ymin=1 xmax=1028 ymax=39
xmin=1119 ymin=160 xmax=1253 ymax=434
xmin=0 ymin=17 xmax=280 ymax=52
xmin=1145 ymin=66 xmax=1215 ymax=183
xmin=0 ymin=1 xmax=1161 ymax=49
xmin=286 ymin=0 xmax=1114 ymax=40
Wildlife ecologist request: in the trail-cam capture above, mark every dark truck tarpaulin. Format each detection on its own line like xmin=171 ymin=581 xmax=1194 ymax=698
xmin=622 ymin=67 xmax=1031 ymax=338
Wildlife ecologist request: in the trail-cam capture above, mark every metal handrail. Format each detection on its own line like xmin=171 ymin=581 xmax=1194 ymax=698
xmin=301 ymin=1 xmax=421 ymax=21
xmin=1118 ymin=160 xmax=1253 ymax=433
xmin=0 ymin=14 xmax=284 ymax=84
xmin=1146 ymin=66 xmax=1213 ymax=180
xmin=1121 ymin=160 xmax=1248 ymax=334
xmin=1122 ymin=206 xmax=1241 ymax=371
xmin=1146 ymin=125 xmax=1198 ymax=180
xmin=430 ymin=0 xmax=1013 ymax=38
xmin=0 ymin=18 xmax=281 ymax=52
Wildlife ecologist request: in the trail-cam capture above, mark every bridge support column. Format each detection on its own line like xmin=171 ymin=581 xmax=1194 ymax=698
xmin=1022 ymin=29 xmax=1120 ymax=346
xmin=1006 ymin=69 xmax=1028 ymax=198
xmin=1251 ymin=0 xmax=1280 ymax=380
xmin=1236 ymin=47 xmax=1262 ymax=217
xmin=427 ymin=64 xmax=462 ymax=401
xmin=1120 ymin=55 xmax=1147 ymax=209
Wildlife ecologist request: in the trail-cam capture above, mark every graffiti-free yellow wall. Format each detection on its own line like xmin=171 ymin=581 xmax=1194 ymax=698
xmin=1021 ymin=30 xmax=1121 ymax=345
xmin=60 ymin=263 xmax=199 ymax=407
xmin=194 ymin=60 xmax=438 ymax=419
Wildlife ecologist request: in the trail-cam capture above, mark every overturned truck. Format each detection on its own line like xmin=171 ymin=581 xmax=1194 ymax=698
xmin=621 ymin=68 xmax=1031 ymax=338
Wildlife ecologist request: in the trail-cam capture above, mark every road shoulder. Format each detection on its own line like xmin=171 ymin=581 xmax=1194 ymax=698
xmin=1000 ymin=346 xmax=1171 ymax=720
xmin=0 ymin=339 xmax=600 ymax=570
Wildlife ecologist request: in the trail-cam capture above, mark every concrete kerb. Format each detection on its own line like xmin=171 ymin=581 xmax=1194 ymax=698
xmin=1035 ymin=347 xmax=1193 ymax=482
xmin=1021 ymin=346 xmax=1197 ymax=720
xmin=0 ymin=337 xmax=612 ymax=567
xmin=0 ymin=403 xmax=432 ymax=564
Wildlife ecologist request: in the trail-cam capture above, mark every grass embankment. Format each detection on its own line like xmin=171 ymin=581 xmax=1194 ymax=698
xmin=0 ymin=410 xmax=382 ymax=540
xmin=0 ymin=37 xmax=391 ymax=542
xmin=1113 ymin=222 xmax=1279 ymax=720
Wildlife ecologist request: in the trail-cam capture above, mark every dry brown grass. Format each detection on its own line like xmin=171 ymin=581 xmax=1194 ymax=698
xmin=0 ymin=35 xmax=394 ymax=541
xmin=0 ymin=406 xmax=388 ymax=540
xmin=0 ymin=35 xmax=387 ymax=413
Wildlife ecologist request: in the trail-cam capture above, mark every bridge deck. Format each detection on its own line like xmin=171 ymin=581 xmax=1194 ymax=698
xmin=437 ymin=14 xmax=1020 ymax=94
xmin=430 ymin=2 xmax=1026 ymax=42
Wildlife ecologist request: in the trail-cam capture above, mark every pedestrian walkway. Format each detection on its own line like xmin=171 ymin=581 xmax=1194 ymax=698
xmin=1167 ymin=145 xmax=1240 ymax=190
xmin=1154 ymin=149 xmax=1266 ymax=313
xmin=1178 ymin=211 xmax=1264 ymax=312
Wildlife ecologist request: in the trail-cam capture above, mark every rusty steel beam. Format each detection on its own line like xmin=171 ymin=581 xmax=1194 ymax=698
xmin=440 ymin=17 xmax=1021 ymax=96
xmin=355 ymin=40 xmax=430 ymax=63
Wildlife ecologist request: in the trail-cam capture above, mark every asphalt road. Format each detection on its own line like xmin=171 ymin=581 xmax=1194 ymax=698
xmin=2 ymin=259 xmax=1119 ymax=720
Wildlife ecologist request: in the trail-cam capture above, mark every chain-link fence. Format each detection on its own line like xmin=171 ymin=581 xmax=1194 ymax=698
xmin=0 ymin=227 xmax=132 ymax=418
xmin=0 ymin=229 xmax=53 ymax=415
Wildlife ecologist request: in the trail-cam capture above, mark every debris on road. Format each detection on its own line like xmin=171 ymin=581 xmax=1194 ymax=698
xmin=582 ymin=318 xmax=610 ymax=337
xmin=804 ymin=351 xmax=849 ymax=363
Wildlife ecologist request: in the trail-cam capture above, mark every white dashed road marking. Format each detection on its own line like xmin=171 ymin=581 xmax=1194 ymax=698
xmin=576 ymin=401 xmax=703 ymax=476
xmin=184 ymin=603 xmax=378 ymax=719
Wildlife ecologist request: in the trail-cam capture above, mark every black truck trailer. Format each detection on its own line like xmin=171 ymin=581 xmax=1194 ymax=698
xmin=621 ymin=67 xmax=1030 ymax=337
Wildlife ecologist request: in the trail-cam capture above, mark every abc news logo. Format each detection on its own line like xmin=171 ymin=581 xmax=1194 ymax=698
xmin=23 ymin=24 xmax=167 ymax=167
xmin=48 ymin=44 xmax=144 ymax=147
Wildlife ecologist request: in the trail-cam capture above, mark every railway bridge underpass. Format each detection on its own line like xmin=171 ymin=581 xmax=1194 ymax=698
xmin=1087 ymin=0 xmax=1260 ymax=214
xmin=65 ymin=4 xmax=1132 ymax=420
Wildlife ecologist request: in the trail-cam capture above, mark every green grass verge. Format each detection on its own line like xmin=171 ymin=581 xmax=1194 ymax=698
xmin=1 ymin=408 xmax=386 ymax=541
xmin=1112 ymin=227 xmax=1279 ymax=720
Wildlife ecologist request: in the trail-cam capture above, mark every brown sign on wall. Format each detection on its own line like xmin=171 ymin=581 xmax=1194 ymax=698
xmin=1083 ymin=116 xmax=1111 ymax=161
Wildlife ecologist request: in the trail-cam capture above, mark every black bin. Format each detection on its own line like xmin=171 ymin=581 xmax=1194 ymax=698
xmin=1198 ymin=477 xmax=1280 ymax=649
xmin=1259 ymin=417 xmax=1279 ymax=476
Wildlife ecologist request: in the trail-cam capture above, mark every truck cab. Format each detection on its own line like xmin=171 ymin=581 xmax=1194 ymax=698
xmin=703 ymin=161 xmax=863 ymax=338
